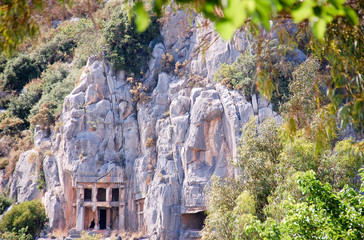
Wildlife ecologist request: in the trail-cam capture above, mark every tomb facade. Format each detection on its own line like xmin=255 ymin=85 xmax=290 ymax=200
xmin=72 ymin=168 xmax=125 ymax=231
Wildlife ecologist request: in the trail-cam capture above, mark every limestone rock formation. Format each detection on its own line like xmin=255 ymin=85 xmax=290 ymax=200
xmin=5 ymin=9 xmax=295 ymax=240
xmin=10 ymin=150 xmax=41 ymax=202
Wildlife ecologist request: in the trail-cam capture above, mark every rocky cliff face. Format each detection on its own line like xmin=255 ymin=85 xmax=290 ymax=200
xmin=8 ymin=10 xmax=286 ymax=240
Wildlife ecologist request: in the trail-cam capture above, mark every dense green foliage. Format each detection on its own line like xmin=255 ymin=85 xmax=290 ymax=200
xmin=202 ymin=116 xmax=364 ymax=239
xmin=0 ymin=193 xmax=13 ymax=215
xmin=0 ymin=200 xmax=47 ymax=238
xmin=103 ymin=5 xmax=159 ymax=74
xmin=28 ymin=62 xmax=74 ymax=125
xmin=0 ymin=63 xmax=74 ymax=137
xmin=7 ymin=84 xmax=42 ymax=122
xmin=232 ymin=171 xmax=364 ymax=239
xmin=236 ymin=118 xmax=282 ymax=220
xmin=214 ymin=52 xmax=257 ymax=99
xmin=0 ymin=55 xmax=40 ymax=91
xmin=0 ymin=36 xmax=75 ymax=92
xmin=33 ymin=37 xmax=76 ymax=72
xmin=0 ymin=0 xmax=43 ymax=54
xmin=281 ymin=57 xmax=326 ymax=128
xmin=1 ymin=227 xmax=33 ymax=240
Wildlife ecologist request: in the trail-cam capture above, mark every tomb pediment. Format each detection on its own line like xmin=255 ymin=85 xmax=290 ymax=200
xmin=73 ymin=166 xmax=124 ymax=185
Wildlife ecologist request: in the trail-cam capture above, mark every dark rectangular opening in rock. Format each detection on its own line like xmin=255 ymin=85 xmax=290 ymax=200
xmin=97 ymin=188 xmax=106 ymax=202
xmin=99 ymin=208 xmax=106 ymax=229
xmin=84 ymin=188 xmax=92 ymax=202
xmin=112 ymin=188 xmax=119 ymax=202
xmin=181 ymin=211 xmax=206 ymax=230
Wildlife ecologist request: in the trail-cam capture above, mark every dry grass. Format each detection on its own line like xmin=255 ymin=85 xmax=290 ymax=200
xmin=120 ymin=230 xmax=145 ymax=240
xmin=45 ymin=150 xmax=53 ymax=156
xmin=145 ymin=137 xmax=155 ymax=148
xmin=0 ymin=138 xmax=11 ymax=157
xmin=51 ymin=228 xmax=69 ymax=239
xmin=27 ymin=152 xmax=39 ymax=164
xmin=4 ymin=130 xmax=33 ymax=178
xmin=0 ymin=157 xmax=9 ymax=170
xmin=145 ymin=174 xmax=152 ymax=186
xmin=54 ymin=120 xmax=63 ymax=132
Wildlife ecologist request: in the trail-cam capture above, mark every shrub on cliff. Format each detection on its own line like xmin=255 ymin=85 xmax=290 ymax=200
xmin=29 ymin=63 xmax=77 ymax=125
xmin=0 ymin=193 xmax=13 ymax=214
xmin=6 ymin=79 xmax=43 ymax=127
xmin=0 ymin=200 xmax=46 ymax=238
xmin=33 ymin=37 xmax=76 ymax=72
xmin=214 ymin=40 xmax=295 ymax=110
xmin=214 ymin=51 xmax=257 ymax=100
xmin=0 ymin=55 xmax=39 ymax=92
xmin=103 ymin=5 xmax=159 ymax=74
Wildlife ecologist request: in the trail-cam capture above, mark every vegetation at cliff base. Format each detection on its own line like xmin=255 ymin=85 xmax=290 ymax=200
xmin=0 ymin=200 xmax=47 ymax=239
xmin=201 ymin=117 xmax=364 ymax=239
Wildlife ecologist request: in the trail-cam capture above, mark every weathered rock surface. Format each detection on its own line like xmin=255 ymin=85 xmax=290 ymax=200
xmin=6 ymin=9 xmax=285 ymax=240
xmin=10 ymin=150 xmax=41 ymax=202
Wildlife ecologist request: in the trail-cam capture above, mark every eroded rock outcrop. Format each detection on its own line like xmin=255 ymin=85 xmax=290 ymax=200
xmin=7 ymin=9 xmax=288 ymax=240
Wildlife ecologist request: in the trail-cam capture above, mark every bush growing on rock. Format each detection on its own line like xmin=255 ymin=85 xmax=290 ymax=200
xmin=33 ymin=37 xmax=76 ymax=72
xmin=29 ymin=63 xmax=77 ymax=125
xmin=214 ymin=51 xmax=257 ymax=99
xmin=0 ymin=200 xmax=46 ymax=238
xmin=103 ymin=5 xmax=159 ymax=74
xmin=0 ymin=55 xmax=39 ymax=92
xmin=214 ymin=40 xmax=295 ymax=110
xmin=30 ymin=103 xmax=56 ymax=134
xmin=7 ymin=80 xmax=43 ymax=123
xmin=0 ymin=193 xmax=13 ymax=214
xmin=0 ymin=114 xmax=25 ymax=136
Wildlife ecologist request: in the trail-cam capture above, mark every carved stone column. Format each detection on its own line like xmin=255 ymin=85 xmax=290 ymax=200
xmin=106 ymin=208 xmax=111 ymax=229
xmin=76 ymin=187 xmax=84 ymax=231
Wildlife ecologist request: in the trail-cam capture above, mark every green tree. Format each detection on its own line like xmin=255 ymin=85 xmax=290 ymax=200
xmin=0 ymin=55 xmax=39 ymax=91
xmin=103 ymin=4 xmax=159 ymax=74
xmin=7 ymin=84 xmax=42 ymax=123
xmin=202 ymin=116 xmax=364 ymax=239
xmin=244 ymin=171 xmax=364 ymax=239
xmin=1 ymin=227 xmax=32 ymax=240
xmin=236 ymin=117 xmax=283 ymax=220
xmin=0 ymin=200 xmax=47 ymax=238
xmin=201 ymin=177 xmax=245 ymax=240
xmin=0 ymin=0 xmax=44 ymax=54
xmin=0 ymin=193 xmax=13 ymax=215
